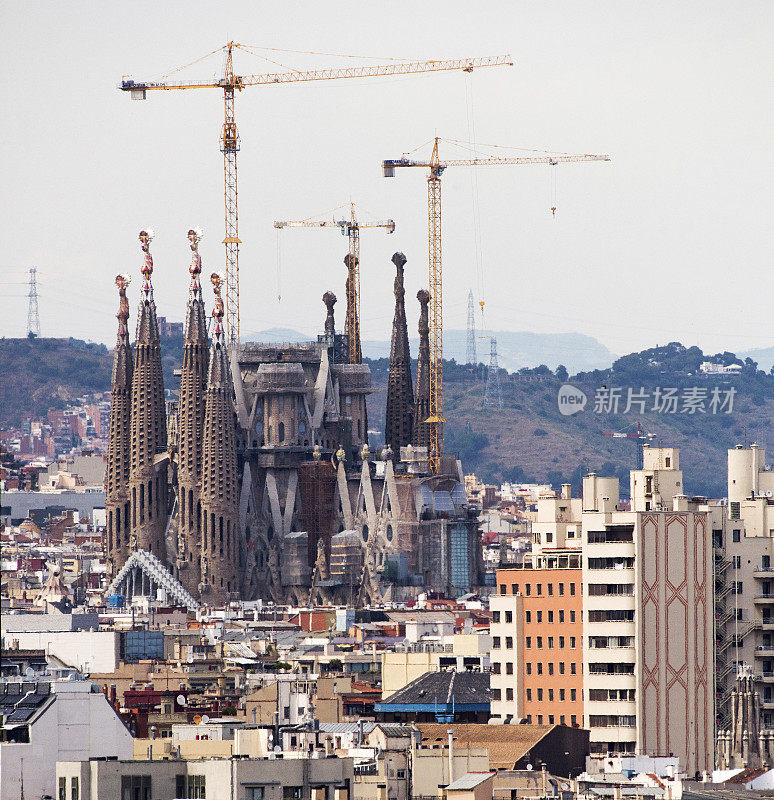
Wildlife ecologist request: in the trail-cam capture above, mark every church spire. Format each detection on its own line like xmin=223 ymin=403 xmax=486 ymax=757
xmin=129 ymin=229 xmax=169 ymax=561
xmin=200 ymin=273 xmax=239 ymax=602
xmin=412 ymin=288 xmax=431 ymax=451
xmin=106 ymin=274 xmax=133 ymax=577
xmin=385 ymin=252 xmax=414 ymax=451
xmin=176 ymin=228 xmax=209 ymax=595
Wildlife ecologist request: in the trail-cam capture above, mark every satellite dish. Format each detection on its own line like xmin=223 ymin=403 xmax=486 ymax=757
xmin=187 ymin=654 xmax=194 ymax=664
xmin=193 ymin=714 xmax=202 ymax=725
xmin=177 ymin=694 xmax=187 ymax=707
xmin=201 ymin=715 xmax=210 ymax=724
xmin=24 ymin=667 xmax=35 ymax=679
xmin=527 ymin=764 xmax=533 ymax=771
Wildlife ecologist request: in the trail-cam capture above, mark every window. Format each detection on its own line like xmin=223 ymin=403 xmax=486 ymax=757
xmin=559 ymin=662 xmax=565 ymax=674
xmin=559 ymin=610 xmax=565 ymax=623
xmin=546 ymin=532 xmax=553 ymax=542
xmin=71 ymin=777 xmax=79 ymax=800
xmin=121 ymin=775 xmax=152 ymax=800
xmin=397 ymin=770 xmax=406 ymax=779
xmin=526 ymin=688 xmax=532 ymax=701
xmin=505 ymin=637 xmax=513 ymax=649
xmin=526 ymin=636 xmax=532 ymax=649
xmin=512 ymin=584 xmax=518 ymax=594
xmin=506 ymin=662 xmax=514 ymax=675
xmin=548 ymin=610 xmax=554 ymax=623
xmin=537 ymin=610 xmax=543 ymax=623
xmin=570 ymin=583 xmax=576 ymax=596
xmin=571 ymin=714 xmax=577 ymax=726
xmin=492 ymin=662 xmax=501 ymax=674
xmin=284 ymin=788 xmax=304 ymax=800
xmin=526 ymin=663 xmax=532 ymax=675
xmin=500 ymin=584 xmax=506 ymax=594
xmin=525 ymin=584 xmax=531 ymax=596
xmin=548 ymin=584 xmax=554 ymax=596
xmin=548 ymin=714 xmax=554 ymax=724
xmin=559 ymin=583 xmax=565 ymax=596
xmin=735 ymin=581 xmax=743 ymax=595
xmin=559 ymin=636 xmax=565 ymax=648
xmin=493 ymin=637 xmax=501 ymax=649
xmin=537 ymin=662 xmax=543 ymax=675
xmin=537 ymin=688 xmax=543 ymax=701
xmin=536 ymin=636 xmax=543 ymax=649
xmin=570 ymin=610 xmax=576 ymax=623
xmin=492 ymin=688 xmax=501 ymax=701
xmin=525 ymin=610 xmax=531 ymax=623
xmin=570 ymin=662 xmax=577 ymax=675
xmin=492 ymin=611 xmax=501 ymax=623
xmin=570 ymin=636 xmax=576 ymax=648
xmin=570 ymin=688 xmax=577 ymax=701
xmin=537 ymin=715 xmax=543 ymax=724
xmin=548 ymin=662 xmax=554 ymax=675
xmin=506 ymin=688 xmax=514 ymax=701
xmin=505 ymin=610 xmax=513 ymax=624
xmin=59 ymin=778 xmax=66 ymax=800
xmin=560 ymin=688 xmax=565 ymax=701
xmin=548 ymin=637 xmax=554 ymax=649
xmin=537 ymin=584 xmax=543 ymax=596
xmin=733 ymin=529 xmax=741 ymax=542
xmin=548 ymin=688 xmax=554 ymax=701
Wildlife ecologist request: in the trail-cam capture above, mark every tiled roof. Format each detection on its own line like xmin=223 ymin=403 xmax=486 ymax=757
xmin=416 ymin=723 xmax=554 ymax=770
xmin=380 ymin=671 xmax=490 ymax=706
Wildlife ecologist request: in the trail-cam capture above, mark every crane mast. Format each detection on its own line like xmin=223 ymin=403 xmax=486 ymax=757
xmin=120 ymin=46 xmax=512 ymax=348
xmin=384 ymin=138 xmax=610 ymax=473
xmin=274 ymin=204 xmax=395 ymax=364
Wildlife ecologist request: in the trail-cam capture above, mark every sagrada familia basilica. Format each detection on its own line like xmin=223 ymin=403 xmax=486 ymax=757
xmin=106 ymin=230 xmax=482 ymax=607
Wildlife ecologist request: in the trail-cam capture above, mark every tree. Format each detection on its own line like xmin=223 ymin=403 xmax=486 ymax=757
xmin=555 ymin=364 xmax=569 ymax=382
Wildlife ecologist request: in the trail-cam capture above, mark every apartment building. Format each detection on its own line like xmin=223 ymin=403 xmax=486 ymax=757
xmin=490 ymin=558 xmax=583 ymax=727
xmin=489 ymin=457 xmax=715 ymax=775
xmin=715 ymin=445 xmax=774 ymax=729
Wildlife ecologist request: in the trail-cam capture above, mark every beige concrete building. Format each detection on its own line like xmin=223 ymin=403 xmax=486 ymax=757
xmin=57 ymin=755 xmax=353 ymax=800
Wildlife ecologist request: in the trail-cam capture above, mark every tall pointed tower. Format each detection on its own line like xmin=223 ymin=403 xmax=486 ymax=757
xmin=343 ymin=253 xmax=362 ymax=363
xmin=106 ymin=274 xmax=133 ymax=578
xmin=200 ymin=274 xmax=239 ymax=602
xmin=412 ymin=289 xmax=432 ymax=451
xmin=384 ymin=252 xmax=413 ymax=450
xmin=129 ymin=230 xmax=169 ymax=561
xmin=176 ymin=229 xmax=209 ymax=594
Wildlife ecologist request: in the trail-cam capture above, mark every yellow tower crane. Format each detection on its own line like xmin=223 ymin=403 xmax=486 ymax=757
xmin=274 ymin=203 xmax=395 ymax=364
xmin=383 ymin=137 xmax=610 ymax=474
xmin=120 ymin=45 xmax=513 ymax=347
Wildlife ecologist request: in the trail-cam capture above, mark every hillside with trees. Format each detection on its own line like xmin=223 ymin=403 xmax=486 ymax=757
xmin=3 ymin=336 xmax=771 ymax=499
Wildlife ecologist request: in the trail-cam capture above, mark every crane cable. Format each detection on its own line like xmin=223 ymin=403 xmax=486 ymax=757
xmin=464 ymin=72 xmax=486 ymax=319
xmin=275 ymin=228 xmax=282 ymax=303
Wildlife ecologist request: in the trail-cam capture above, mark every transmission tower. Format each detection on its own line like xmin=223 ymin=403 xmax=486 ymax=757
xmin=27 ymin=268 xmax=40 ymax=338
xmin=483 ymin=336 xmax=503 ymax=409
xmin=466 ymin=290 xmax=477 ymax=365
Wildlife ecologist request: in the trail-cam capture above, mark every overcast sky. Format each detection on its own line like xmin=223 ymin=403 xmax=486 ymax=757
xmin=2 ymin=1 xmax=773 ymax=359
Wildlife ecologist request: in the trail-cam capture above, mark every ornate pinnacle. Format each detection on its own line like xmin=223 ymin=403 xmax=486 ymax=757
xmin=322 ymin=291 xmax=336 ymax=339
xmin=188 ymin=228 xmax=203 ymax=290
xmin=115 ymin=274 xmax=131 ymax=335
xmin=211 ymin=273 xmax=225 ymax=335
xmin=138 ymin=229 xmax=154 ymax=293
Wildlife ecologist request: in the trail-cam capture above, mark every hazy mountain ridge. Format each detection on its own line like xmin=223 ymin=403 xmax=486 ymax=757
xmin=247 ymin=327 xmax=616 ymax=374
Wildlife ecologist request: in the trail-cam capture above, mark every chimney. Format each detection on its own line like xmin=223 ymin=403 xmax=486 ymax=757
xmin=561 ymin=484 xmax=571 ymax=499
xmin=447 ymin=729 xmax=454 ymax=784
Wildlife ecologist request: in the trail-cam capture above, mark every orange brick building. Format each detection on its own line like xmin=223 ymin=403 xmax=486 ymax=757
xmin=490 ymin=561 xmax=583 ymax=727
